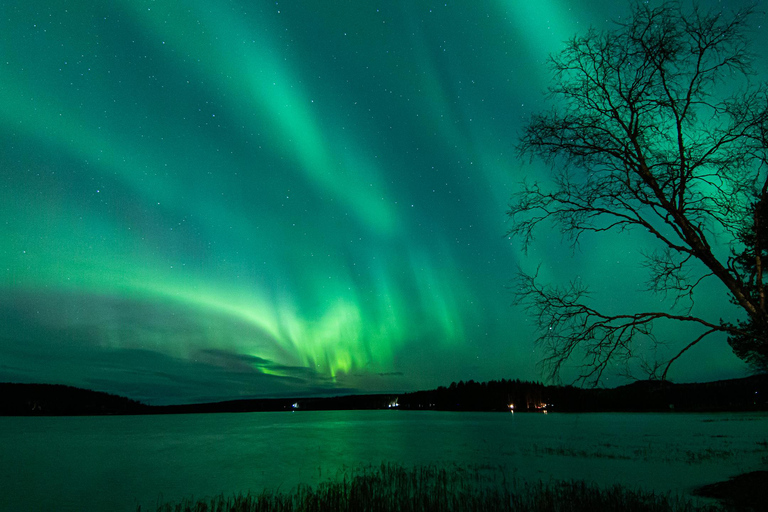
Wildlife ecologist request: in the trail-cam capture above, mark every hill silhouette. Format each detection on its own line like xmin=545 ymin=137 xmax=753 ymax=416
xmin=1 ymin=374 xmax=766 ymax=416
xmin=0 ymin=383 xmax=149 ymax=416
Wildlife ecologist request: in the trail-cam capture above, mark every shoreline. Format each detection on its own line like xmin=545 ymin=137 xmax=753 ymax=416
xmin=694 ymin=470 xmax=768 ymax=511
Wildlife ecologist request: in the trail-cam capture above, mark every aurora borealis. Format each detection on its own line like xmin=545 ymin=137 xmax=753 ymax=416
xmin=2 ymin=1 xmax=766 ymax=404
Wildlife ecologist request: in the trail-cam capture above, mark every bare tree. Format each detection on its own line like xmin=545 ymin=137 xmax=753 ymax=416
xmin=509 ymin=1 xmax=768 ymax=385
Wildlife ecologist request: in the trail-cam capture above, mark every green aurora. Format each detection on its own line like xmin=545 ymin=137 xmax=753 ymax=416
xmin=1 ymin=0 xmax=765 ymax=403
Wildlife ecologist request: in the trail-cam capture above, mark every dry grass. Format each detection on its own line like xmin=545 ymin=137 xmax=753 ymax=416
xmin=140 ymin=464 xmax=724 ymax=512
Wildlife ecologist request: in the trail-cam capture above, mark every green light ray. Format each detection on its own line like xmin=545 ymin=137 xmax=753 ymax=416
xmin=3 ymin=0 xmax=753 ymax=400
xmin=117 ymin=0 xmax=399 ymax=234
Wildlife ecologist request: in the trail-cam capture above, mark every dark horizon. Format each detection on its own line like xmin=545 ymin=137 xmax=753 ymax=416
xmin=3 ymin=372 xmax=766 ymax=415
xmin=4 ymin=369 xmax=766 ymax=407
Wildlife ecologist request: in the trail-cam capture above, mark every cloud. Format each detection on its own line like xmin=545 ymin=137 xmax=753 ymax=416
xmin=0 ymin=294 xmax=354 ymax=404
xmin=79 ymin=348 xmax=344 ymax=405
xmin=195 ymin=348 xmax=325 ymax=382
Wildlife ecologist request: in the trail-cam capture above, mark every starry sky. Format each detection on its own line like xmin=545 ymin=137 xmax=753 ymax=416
xmin=1 ymin=0 xmax=765 ymax=404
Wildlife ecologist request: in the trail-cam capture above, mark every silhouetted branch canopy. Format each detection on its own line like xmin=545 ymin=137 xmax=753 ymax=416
xmin=510 ymin=1 xmax=768 ymax=383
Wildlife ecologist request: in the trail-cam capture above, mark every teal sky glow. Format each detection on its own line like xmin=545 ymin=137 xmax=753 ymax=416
xmin=1 ymin=0 xmax=764 ymax=404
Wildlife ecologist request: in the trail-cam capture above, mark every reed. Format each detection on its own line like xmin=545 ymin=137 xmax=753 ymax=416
xmin=141 ymin=463 xmax=723 ymax=512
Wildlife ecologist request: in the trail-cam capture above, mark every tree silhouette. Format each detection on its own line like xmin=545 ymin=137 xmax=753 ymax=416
xmin=509 ymin=1 xmax=768 ymax=384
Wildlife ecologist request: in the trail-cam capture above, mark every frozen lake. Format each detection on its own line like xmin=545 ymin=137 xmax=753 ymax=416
xmin=1 ymin=410 xmax=766 ymax=511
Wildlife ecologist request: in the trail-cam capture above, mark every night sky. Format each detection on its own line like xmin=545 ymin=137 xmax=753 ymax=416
xmin=2 ymin=1 xmax=765 ymax=404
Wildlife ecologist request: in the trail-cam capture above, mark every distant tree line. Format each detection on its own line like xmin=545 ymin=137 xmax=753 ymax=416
xmin=398 ymin=379 xmax=548 ymax=412
xmin=2 ymin=375 xmax=767 ymax=415
xmin=396 ymin=376 xmax=768 ymax=412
